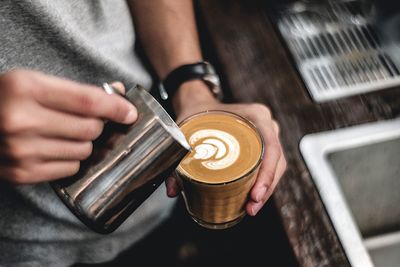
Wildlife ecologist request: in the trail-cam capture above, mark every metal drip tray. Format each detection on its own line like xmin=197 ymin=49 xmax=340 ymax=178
xmin=273 ymin=0 xmax=400 ymax=102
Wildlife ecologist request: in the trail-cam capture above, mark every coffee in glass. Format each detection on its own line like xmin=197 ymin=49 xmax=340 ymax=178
xmin=176 ymin=110 xmax=264 ymax=229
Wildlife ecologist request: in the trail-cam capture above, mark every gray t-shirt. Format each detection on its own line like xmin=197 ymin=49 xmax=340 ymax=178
xmin=0 ymin=1 xmax=176 ymax=266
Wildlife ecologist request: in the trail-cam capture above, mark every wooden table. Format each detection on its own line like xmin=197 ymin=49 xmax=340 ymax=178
xmin=198 ymin=1 xmax=400 ymax=266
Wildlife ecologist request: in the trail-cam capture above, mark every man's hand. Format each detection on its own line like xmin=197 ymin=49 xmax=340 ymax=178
xmin=167 ymin=80 xmax=287 ymax=216
xmin=0 ymin=70 xmax=137 ymax=184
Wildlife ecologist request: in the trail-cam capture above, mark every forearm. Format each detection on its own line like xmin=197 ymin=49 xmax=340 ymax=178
xmin=127 ymin=0 xmax=215 ymax=112
xmin=128 ymin=0 xmax=201 ymax=79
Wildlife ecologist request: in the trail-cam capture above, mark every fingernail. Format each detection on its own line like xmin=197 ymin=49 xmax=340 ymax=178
xmin=166 ymin=186 xmax=173 ymax=197
xmin=110 ymin=81 xmax=125 ymax=94
xmin=256 ymin=186 xmax=267 ymax=202
xmin=123 ymin=108 xmax=137 ymax=124
xmin=251 ymin=206 xmax=258 ymax=216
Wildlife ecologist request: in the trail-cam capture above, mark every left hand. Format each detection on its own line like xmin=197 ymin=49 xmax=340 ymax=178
xmin=166 ymin=80 xmax=287 ymax=216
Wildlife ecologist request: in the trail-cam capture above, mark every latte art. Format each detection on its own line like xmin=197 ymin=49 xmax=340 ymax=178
xmin=190 ymin=129 xmax=240 ymax=170
xmin=177 ymin=112 xmax=263 ymax=184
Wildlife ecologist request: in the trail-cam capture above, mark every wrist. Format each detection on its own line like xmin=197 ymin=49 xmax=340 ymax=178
xmin=172 ymin=80 xmax=219 ymax=114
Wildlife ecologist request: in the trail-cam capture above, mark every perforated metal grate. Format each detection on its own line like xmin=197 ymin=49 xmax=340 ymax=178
xmin=274 ymin=0 xmax=400 ymax=102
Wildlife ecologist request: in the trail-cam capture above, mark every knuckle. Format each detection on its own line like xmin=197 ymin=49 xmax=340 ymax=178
xmin=0 ymin=70 xmax=35 ymax=94
xmin=0 ymin=104 xmax=40 ymax=137
xmin=272 ymin=120 xmax=280 ymax=134
xmin=250 ymin=103 xmax=271 ymax=119
xmin=0 ymin=111 xmax=34 ymax=134
xmin=10 ymin=168 xmax=29 ymax=185
xmin=0 ymin=89 xmax=41 ymax=136
xmin=0 ymin=111 xmax=18 ymax=134
xmin=7 ymin=143 xmax=28 ymax=161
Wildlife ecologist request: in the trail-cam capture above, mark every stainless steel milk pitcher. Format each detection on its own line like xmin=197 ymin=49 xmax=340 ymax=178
xmin=51 ymin=85 xmax=190 ymax=234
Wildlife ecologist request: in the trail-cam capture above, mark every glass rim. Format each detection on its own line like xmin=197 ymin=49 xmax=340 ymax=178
xmin=176 ymin=110 xmax=265 ymax=186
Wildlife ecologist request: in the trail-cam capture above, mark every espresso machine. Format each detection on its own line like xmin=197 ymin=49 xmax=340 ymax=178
xmin=269 ymin=0 xmax=400 ymax=102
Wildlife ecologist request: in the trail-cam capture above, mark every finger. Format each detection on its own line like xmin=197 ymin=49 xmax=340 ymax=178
xmin=262 ymin=120 xmax=286 ymax=197
xmin=165 ymin=176 xmax=180 ymax=197
xmin=30 ymin=160 xmax=81 ymax=183
xmin=246 ymin=153 xmax=286 ymax=216
xmin=110 ymin=82 xmax=126 ymax=95
xmin=274 ymin=150 xmax=287 ymax=184
xmin=33 ymin=75 xmax=137 ymax=124
xmin=272 ymin=120 xmax=280 ymax=136
xmin=249 ymin=121 xmax=281 ymax=204
xmin=258 ymin=122 xmax=287 ymax=198
xmin=35 ymin=108 xmax=104 ymax=141
xmin=0 ymin=136 xmax=93 ymax=161
xmin=39 ymin=140 xmax=93 ymax=161
xmin=1 ymin=160 xmax=80 ymax=184
xmin=235 ymin=106 xmax=282 ymax=214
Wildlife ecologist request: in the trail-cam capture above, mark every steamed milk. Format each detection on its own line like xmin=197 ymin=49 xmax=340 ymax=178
xmin=177 ymin=113 xmax=263 ymax=183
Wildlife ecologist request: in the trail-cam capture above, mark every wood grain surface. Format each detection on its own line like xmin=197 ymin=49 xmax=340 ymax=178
xmin=197 ymin=0 xmax=400 ymax=266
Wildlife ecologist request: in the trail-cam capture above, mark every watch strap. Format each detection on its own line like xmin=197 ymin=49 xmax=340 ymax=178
xmin=159 ymin=61 xmax=221 ymax=101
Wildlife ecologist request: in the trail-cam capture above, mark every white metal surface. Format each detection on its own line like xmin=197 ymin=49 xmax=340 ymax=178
xmin=299 ymin=117 xmax=400 ymax=267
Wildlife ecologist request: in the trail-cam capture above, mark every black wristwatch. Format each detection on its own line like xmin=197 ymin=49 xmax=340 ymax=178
xmin=158 ymin=61 xmax=223 ymax=102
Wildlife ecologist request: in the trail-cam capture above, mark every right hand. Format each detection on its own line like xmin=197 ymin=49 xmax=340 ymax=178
xmin=0 ymin=70 xmax=137 ymax=184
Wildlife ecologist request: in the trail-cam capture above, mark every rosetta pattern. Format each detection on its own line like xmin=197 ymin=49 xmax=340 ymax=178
xmin=189 ymin=129 xmax=240 ymax=170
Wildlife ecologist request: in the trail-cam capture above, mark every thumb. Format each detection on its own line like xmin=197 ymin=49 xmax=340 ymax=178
xmin=165 ymin=176 xmax=180 ymax=198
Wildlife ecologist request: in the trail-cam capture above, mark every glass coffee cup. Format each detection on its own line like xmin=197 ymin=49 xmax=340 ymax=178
xmin=175 ymin=110 xmax=264 ymax=230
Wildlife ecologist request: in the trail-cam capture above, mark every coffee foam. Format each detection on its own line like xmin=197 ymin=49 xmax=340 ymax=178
xmin=177 ymin=112 xmax=263 ymax=184
xmin=190 ymin=129 xmax=240 ymax=170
